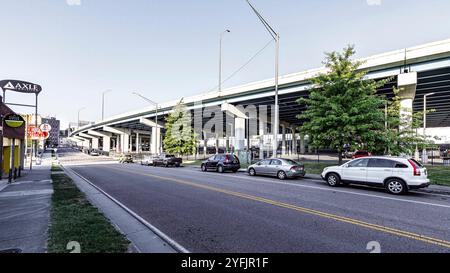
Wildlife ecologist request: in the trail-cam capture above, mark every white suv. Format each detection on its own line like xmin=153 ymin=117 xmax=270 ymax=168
xmin=321 ymin=156 xmax=430 ymax=195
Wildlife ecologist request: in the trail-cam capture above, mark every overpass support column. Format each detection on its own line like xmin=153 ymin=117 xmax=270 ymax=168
xmin=234 ymin=118 xmax=246 ymax=151
xmin=259 ymin=120 xmax=265 ymax=160
xmin=103 ymin=126 xmax=131 ymax=154
xmin=291 ymin=127 xmax=297 ymax=155
xmin=136 ymin=133 xmax=140 ymax=153
xmin=151 ymin=127 xmax=161 ymax=154
xmin=221 ymin=103 xmax=248 ymax=152
xmin=397 ymin=72 xmax=417 ymax=131
xmin=79 ymin=133 xmax=99 ymax=150
xmin=281 ymin=125 xmax=287 ymax=156
xmin=122 ymin=134 xmax=130 ymax=154
xmin=139 ymin=118 xmax=163 ymax=155
xmin=300 ymin=134 xmax=306 ymax=155
xmin=88 ymin=131 xmax=112 ymax=152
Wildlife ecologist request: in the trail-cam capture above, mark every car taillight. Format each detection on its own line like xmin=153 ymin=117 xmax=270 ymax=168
xmin=225 ymin=155 xmax=230 ymax=163
xmin=290 ymin=166 xmax=298 ymax=171
xmin=408 ymin=159 xmax=421 ymax=176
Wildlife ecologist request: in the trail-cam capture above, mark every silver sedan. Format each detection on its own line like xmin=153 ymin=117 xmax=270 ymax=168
xmin=247 ymin=158 xmax=306 ymax=180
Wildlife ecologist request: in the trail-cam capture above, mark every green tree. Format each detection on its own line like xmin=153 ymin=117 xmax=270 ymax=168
xmin=297 ymin=45 xmax=388 ymax=164
xmin=372 ymin=88 xmax=437 ymax=156
xmin=163 ymin=100 xmax=197 ymax=155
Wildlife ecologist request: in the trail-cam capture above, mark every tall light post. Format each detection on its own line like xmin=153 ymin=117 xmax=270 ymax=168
xmin=77 ymin=107 xmax=86 ymax=129
xmin=102 ymin=89 xmax=112 ymax=120
xmin=219 ymin=29 xmax=231 ymax=94
xmin=245 ymin=0 xmax=280 ymax=157
xmin=132 ymin=92 xmax=160 ymax=155
xmin=422 ymin=92 xmax=435 ymax=164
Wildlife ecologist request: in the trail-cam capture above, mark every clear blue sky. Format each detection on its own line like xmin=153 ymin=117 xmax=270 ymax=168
xmin=1 ymin=0 xmax=449 ymax=128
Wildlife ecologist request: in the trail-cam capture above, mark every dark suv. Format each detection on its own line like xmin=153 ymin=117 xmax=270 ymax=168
xmin=201 ymin=154 xmax=240 ymax=173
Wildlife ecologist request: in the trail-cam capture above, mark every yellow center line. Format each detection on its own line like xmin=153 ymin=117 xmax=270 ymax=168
xmin=103 ymin=165 xmax=450 ymax=249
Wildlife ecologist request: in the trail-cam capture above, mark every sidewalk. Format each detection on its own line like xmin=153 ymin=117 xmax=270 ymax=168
xmin=0 ymin=153 xmax=53 ymax=253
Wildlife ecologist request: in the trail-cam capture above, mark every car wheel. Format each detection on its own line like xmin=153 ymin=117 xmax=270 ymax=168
xmin=386 ymin=179 xmax=407 ymax=195
xmin=248 ymin=168 xmax=256 ymax=176
xmin=217 ymin=165 xmax=224 ymax=173
xmin=277 ymin=171 xmax=287 ymax=180
xmin=326 ymin=173 xmax=340 ymax=187
xmin=201 ymin=164 xmax=207 ymax=172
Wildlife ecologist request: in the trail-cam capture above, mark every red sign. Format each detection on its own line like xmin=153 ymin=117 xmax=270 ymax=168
xmin=27 ymin=125 xmax=49 ymax=140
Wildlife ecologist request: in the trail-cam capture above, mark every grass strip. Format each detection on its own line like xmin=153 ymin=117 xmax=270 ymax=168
xmin=48 ymin=166 xmax=130 ymax=253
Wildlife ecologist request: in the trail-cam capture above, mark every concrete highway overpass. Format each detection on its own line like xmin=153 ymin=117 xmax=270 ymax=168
xmin=70 ymin=39 xmax=450 ymax=156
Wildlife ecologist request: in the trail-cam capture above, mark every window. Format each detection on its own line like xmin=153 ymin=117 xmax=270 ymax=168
xmin=208 ymin=155 xmax=215 ymax=161
xmin=394 ymin=163 xmax=408 ymax=168
xmin=259 ymin=160 xmax=271 ymax=165
xmin=270 ymin=159 xmax=282 ymax=166
xmin=409 ymin=158 xmax=424 ymax=168
xmin=348 ymin=158 xmax=369 ymax=168
xmin=284 ymin=159 xmax=298 ymax=165
xmin=368 ymin=159 xmax=395 ymax=168
xmin=215 ymin=155 xmax=225 ymax=161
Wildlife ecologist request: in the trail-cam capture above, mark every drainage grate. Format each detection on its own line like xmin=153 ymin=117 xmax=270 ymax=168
xmin=0 ymin=248 xmax=22 ymax=253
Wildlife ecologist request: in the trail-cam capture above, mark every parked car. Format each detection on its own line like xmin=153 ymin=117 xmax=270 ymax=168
xmin=140 ymin=155 xmax=157 ymax=166
xmin=119 ymin=154 xmax=133 ymax=164
xmin=342 ymin=151 xmax=353 ymax=159
xmin=352 ymin=150 xmax=371 ymax=159
xmin=153 ymin=154 xmax=182 ymax=167
xmin=90 ymin=150 xmax=99 ymax=156
xmin=248 ymin=158 xmax=306 ymax=180
xmin=321 ymin=156 xmax=430 ymax=195
xmin=201 ymin=154 xmax=240 ymax=173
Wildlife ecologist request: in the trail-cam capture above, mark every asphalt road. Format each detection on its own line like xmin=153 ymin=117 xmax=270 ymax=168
xmin=60 ymin=149 xmax=450 ymax=253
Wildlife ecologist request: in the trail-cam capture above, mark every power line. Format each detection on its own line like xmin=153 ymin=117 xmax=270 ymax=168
xmin=207 ymin=38 xmax=274 ymax=93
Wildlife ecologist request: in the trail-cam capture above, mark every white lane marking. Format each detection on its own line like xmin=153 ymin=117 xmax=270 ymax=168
xmin=157 ymin=167 xmax=450 ymax=209
xmin=64 ymin=166 xmax=190 ymax=253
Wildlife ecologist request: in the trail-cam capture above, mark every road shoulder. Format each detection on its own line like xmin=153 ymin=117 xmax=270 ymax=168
xmin=62 ymin=165 xmax=178 ymax=253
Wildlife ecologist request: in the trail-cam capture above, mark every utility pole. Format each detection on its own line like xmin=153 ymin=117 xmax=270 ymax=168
xmin=245 ymin=0 xmax=280 ymax=157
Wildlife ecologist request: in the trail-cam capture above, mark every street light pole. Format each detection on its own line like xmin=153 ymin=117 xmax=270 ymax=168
xmin=77 ymin=107 xmax=86 ymax=129
xmin=132 ymin=92 xmax=160 ymax=155
xmin=102 ymin=89 xmax=112 ymax=120
xmin=422 ymin=93 xmax=435 ymax=164
xmin=219 ymin=30 xmax=231 ymax=94
xmin=245 ymin=0 xmax=280 ymax=157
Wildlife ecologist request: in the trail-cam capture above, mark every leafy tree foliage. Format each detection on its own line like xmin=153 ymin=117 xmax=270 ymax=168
xmin=298 ymin=46 xmax=437 ymax=163
xmin=297 ymin=46 xmax=387 ymax=164
xmin=163 ymin=100 xmax=197 ymax=155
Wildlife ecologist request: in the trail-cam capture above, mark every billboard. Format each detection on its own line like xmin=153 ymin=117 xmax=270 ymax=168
xmin=27 ymin=125 xmax=49 ymax=140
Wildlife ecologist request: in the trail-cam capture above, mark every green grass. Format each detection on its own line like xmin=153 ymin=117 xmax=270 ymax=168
xmin=51 ymin=164 xmax=62 ymax=172
xmin=48 ymin=169 xmax=130 ymax=253
xmin=303 ymin=162 xmax=335 ymax=175
xmin=427 ymin=166 xmax=450 ymax=187
xmin=182 ymin=159 xmax=204 ymax=167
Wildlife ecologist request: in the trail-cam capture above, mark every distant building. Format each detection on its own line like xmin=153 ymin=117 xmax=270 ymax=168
xmin=42 ymin=117 xmax=60 ymax=147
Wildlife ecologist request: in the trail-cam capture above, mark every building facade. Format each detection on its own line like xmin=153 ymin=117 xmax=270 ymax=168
xmin=42 ymin=117 xmax=60 ymax=148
